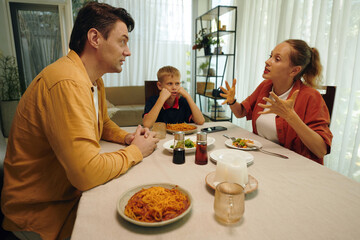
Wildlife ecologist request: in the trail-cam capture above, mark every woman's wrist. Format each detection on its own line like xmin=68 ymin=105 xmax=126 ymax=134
xmin=227 ymin=99 xmax=236 ymax=105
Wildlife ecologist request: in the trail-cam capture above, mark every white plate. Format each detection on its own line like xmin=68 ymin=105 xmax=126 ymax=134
xmin=224 ymin=138 xmax=262 ymax=151
xmin=210 ymin=149 xmax=254 ymax=166
xmin=205 ymin=171 xmax=258 ymax=194
xmin=117 ymin=183 xmax=192 ymax=227
xmin=163 ymin=136 xmax=216 ymax=153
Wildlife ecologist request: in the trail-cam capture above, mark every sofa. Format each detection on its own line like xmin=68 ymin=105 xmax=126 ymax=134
xmin=105 ymin=86 xmax=145 ymax=127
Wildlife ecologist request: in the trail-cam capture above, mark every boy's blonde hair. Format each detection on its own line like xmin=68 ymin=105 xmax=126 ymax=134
xmin=157 ymin=66 xmax=181 ymax=82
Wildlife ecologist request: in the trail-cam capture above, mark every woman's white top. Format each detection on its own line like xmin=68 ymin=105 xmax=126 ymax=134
xmin=256 ymin=85 xmax=294 ymax=144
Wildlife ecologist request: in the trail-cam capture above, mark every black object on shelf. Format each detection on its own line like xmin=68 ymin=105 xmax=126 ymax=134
xmin=212 ymin=88 xmax=224 ymax=97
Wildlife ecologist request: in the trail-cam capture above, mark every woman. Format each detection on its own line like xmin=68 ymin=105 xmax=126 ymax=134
xmin=220 ymin=39 xmax=332 ymax=164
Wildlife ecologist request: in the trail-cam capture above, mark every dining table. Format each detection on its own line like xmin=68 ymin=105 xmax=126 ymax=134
xmin=71 ymin=121 xmax=360 ymax=240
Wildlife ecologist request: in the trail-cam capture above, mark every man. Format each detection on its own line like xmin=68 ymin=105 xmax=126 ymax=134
xmin=1 ymin=2 xmax=159 ymax=239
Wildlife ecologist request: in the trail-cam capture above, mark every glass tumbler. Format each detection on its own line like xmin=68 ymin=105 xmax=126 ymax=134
xmin=214 ymin=182 xmax=245 ymax=224
xmin=152 ymin=122 xmax=166 ymax=139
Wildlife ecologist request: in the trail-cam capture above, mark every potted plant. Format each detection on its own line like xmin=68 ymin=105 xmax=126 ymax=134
xmin=192 ymin=28 xmax=219 ymax=55
xmin=0 ymin=53 xmax=21 ymax=137
xmin=199 ymin=61 xmax=209 ymax=75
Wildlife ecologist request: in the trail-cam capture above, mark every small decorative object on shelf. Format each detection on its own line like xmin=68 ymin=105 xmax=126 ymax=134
xmin=214 ymin=46 xmax=223 ymax=54
xmin=194 ymin=5 xmax=237 ymax=122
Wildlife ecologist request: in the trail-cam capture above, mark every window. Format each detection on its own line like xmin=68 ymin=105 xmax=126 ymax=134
xmin=8 ymin=1 xmax=72 ymax=93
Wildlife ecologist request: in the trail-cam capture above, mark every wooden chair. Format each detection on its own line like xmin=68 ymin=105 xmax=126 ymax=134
xmin=320 ymin=86 xmax=336 ymax=120
xmin=145 ymin=81 xmax=160 ymax=102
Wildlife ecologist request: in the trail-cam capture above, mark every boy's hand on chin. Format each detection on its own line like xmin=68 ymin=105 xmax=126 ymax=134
xmin=178 ymin=87 xmax=189 ymax=98
xmin=159 ymin=88 xmax=171 ymax=101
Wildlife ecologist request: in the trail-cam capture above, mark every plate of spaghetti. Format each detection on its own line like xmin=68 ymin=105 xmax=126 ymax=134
xmin=117 ymin=183 xmax=192 ymax=227
xmin=166 ymin=123 xmax=198 ymax=135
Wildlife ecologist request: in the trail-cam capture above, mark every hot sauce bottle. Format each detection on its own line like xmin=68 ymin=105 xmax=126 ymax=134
xmin=195 ymin=132 xmax=208 ymax=165
xmin=173 ymin=131 xmax=185 ymax=164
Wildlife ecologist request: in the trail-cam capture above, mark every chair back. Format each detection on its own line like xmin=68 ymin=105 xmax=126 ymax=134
xmin=320 ymin=86 xmax=336 ymax=120
xmin=145 ymin=81 xmax=160 ymax=102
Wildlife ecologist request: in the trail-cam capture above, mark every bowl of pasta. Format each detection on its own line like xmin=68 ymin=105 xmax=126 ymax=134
xmin=117 ymin=183 xmax=193 ymax=227
xmin=166 ymin=123 xmax=198 ymax=135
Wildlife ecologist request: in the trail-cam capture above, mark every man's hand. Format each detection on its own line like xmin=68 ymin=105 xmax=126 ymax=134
xmin=130 ymin=125 xmax=159 ymax=157
xmin=124 ymin=125 xmax=151 ymax=145
xmin=258 ymin=90 xmax=299 ymax=120
xmin=220 ymin=79 xmax=237 ymax=105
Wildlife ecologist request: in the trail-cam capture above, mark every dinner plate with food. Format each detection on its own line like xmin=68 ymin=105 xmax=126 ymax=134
xmin=224 ymin=138 xmax=262 ymax=151
xmin=117 ymin=183 xmax=192 ymax=227
xmin=163 ymin=136 xmax=216 ymax=153
xmin=166 ymin=123 xmax=198 ymax=135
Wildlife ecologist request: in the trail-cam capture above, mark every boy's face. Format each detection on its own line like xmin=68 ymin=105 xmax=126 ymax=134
xmin=157 ymin=75 xmax=181 ymax=97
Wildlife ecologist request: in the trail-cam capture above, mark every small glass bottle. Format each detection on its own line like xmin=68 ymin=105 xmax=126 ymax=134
xmin=173 ymin=131 xmax=185 ymax=164
xmin=195 ymin=132 xmax=208 ymax=165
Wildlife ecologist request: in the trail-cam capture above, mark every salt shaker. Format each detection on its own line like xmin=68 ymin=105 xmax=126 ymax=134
xmin=173 ymin=131 xmax=185 ymax=164
xmin=195 ymin=132 xmax=208 ymax=165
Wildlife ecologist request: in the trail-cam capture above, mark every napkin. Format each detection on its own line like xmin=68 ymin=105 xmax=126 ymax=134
xmin=214 ymin=157 xmax=248 ymax=188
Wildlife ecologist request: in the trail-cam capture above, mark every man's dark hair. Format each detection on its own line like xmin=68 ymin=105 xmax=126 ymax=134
xmin=69 ymin=1 xmax=135 ymax=54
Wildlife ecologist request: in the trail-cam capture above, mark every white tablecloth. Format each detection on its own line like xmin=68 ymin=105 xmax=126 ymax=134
xmin=71 ymin=122 xmax=360 ymax=240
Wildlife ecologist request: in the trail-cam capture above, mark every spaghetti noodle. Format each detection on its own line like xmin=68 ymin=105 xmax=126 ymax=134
xmin=124 ymin=186 xmax=190 ymax=223
xmin=166 ymin=123 xmax=196 ymax=131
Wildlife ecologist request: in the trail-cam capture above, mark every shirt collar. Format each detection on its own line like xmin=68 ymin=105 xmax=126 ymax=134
xmin=163 ymin=97 xmax=179 ymax=110
xmin=67 ymin=50 xmax=102 ymax=90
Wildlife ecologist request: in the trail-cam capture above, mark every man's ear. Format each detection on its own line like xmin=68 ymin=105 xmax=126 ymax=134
xmin=157 ymin=81 xmax=162 ymax=90
xmin=87 ymin=28 xmax=101 ymax=49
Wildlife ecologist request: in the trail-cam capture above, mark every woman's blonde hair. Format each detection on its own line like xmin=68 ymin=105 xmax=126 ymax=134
xmin=157 ymin=66 xmax=180 ymax=82
xmin=285 ymin=39 xmax=323 ymax=88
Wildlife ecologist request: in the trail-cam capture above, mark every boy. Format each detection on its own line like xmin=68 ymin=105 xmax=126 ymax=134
xmin=142 ymin=66 xmax=205 ymax=128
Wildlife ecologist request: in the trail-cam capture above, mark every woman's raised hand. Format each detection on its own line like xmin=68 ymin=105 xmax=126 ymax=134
xmin=258 ymin=90 xmax=299 ymax=120
xmin=220 ymin=79 xmax=237 ymax=105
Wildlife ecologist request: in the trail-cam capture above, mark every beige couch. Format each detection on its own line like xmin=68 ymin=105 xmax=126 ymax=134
xmin=105 ymin=86 xmax=145 ymax=127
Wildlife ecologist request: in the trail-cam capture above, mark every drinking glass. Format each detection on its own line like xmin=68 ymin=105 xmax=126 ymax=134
xmin=214 ymin=182 xmax=244 ymax=224
xmin=152 ymin=122 xmax=166 ymax=139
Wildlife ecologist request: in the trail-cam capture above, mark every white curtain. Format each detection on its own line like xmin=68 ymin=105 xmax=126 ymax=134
xmin=214 ymin=0 xmax=360 ymax=182
xmin=100 ymin=0 xmax=192 ymax=87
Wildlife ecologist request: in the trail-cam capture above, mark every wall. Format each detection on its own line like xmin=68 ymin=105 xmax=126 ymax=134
xmin=0 ymin=0 xmax=14 ymax=56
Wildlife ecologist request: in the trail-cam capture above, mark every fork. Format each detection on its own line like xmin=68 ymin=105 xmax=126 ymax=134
xmin=223 ymin=134 xmax=289 ymax=159
xmin=223 ymin=134 xmax=236 ymax=142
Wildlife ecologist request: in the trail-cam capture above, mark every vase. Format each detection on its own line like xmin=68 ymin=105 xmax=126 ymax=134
xmin=204 ymin=45 xmax=211 ymax=56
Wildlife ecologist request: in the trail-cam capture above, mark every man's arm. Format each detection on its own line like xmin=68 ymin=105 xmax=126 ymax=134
xmin=46 ymin=81 xmax=143 ymax=191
